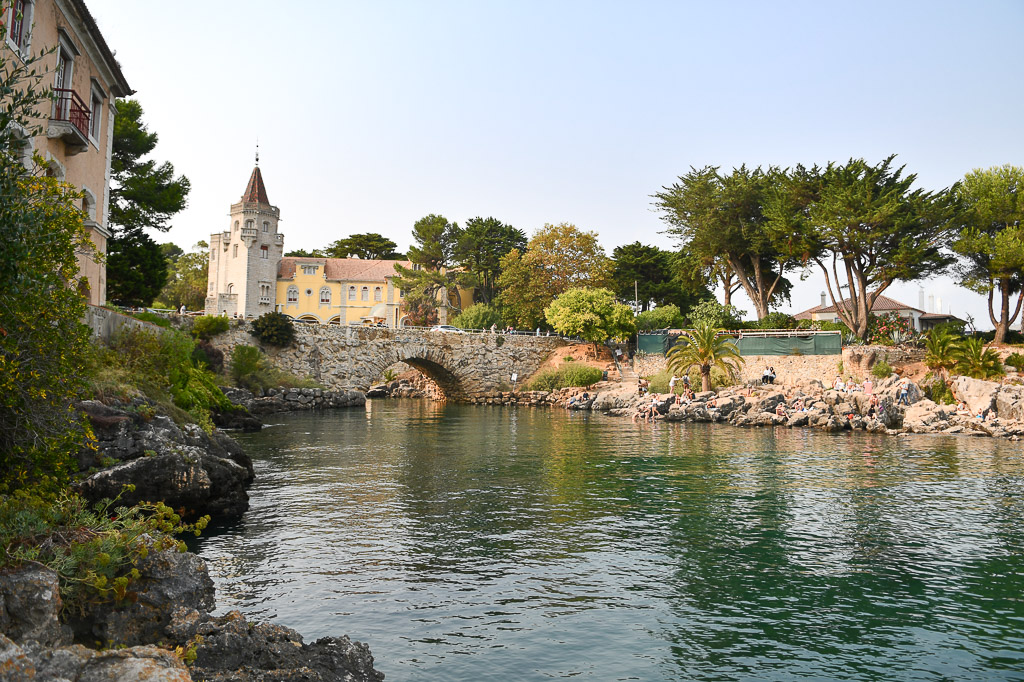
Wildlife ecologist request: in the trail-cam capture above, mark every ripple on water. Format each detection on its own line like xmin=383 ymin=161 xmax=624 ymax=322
xmin=194 ymin=403 xmax=1024 ymax=681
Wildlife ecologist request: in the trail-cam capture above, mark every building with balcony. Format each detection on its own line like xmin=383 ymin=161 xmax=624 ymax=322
xmin=3 ymin=0 xmax=132 ymax=305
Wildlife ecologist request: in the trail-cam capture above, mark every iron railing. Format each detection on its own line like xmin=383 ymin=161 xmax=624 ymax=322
xmin=52 ymin=88 xmax=90 ymax=138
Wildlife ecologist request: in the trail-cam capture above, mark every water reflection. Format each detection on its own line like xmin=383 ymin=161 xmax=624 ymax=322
xmin=196 ymin=403 xmax=1024 ymax=681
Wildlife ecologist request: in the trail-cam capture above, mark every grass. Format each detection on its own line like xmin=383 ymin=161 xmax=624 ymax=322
xmin=527 ymin=363 xmax=604 ymax=390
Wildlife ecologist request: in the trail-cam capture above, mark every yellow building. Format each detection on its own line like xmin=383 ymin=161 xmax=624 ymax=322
xmin=3 ymin=0 xmax=133 ymax=305
xmin=276 ymin=257 xmax=410 ymax=327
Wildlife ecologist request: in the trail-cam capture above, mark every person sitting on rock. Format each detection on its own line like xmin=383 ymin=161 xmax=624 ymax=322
xmin=867 ymin=394 xmax=880 ymax=418
xmin=793 ymin=398 xmax=806 ymax=412
xmin=775 ymin=402 xmax=787 ymax=417
xmin=833 ymin=375 xmax=845 ymax=392
xmin=707 ymin=397 xmax=718 ymax=409
xmin=955 ymin=400 xmax=970 ymax=414
xmin=846 ymin=377 xmax=858 ymax=392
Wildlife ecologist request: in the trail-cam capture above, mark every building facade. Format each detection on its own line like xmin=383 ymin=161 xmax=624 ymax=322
xmin=795 ymin=293 xmax=925 ymax=331
xmin=205 ymin=166 xmax=413 ymax=326
xmin=3 ymin=0 xmax=132 ymax=305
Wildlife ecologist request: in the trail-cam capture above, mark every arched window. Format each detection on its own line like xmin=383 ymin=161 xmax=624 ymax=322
xmin=348 ymin=286 xmax=356 ymax=300
xmin=374 ymin=286 xmax=382 ymax=302
xmin=226 ymin=283 xmax=234 ymax=294
xmin=245 ymin=219 xmax=254 ymax=230
xmin=361 ymin=286 xmax=369 ymax=301
xmin=287 ymin=286 xmax=298 ymax=303
xmin=234 ymin=221 xmax=239 ymax=231
xmin=320 ymin=287 xmax=331 ymax=304
xmin=233 ymin=244 xmax=238 ymax=258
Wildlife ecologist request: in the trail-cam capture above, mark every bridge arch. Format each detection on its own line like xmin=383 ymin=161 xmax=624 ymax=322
xmin=362 ymin=345 xmax=472 ymax=400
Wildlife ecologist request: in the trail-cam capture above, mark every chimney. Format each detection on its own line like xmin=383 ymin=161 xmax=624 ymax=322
xmin=820 ymin=291 xmax=826 ymax=307
xmin=936 ymin=296 xmax=943 ymax=314
xmin=928 ymin=294 xmax=935 ymax=313
xmin=919 ymin=287 xmax=925 ymax=310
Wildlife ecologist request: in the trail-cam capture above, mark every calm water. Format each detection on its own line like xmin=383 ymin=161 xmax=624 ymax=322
xmin=194 ymin=401 xmax=1024 ymax=681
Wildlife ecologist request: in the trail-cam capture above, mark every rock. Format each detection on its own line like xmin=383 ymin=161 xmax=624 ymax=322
xmin=70 ymin=550 xmax=215 ymax=647
xmin=951 ymin=376 xmax=1001 ymax=415
xmin=191 ymin=610 xmax=384 ymax=682
xmin=996 ymin=385 xmax=1024 ymax=421
xmin=75 ymin=401 xmax=253 ymax=522
xmin=0 ymin=565 xmax=69 ymax=647
xmin=787 ymin=413 xmax=810 ymax=428
xmin=0 ymin=634 xmax=34 ymax=680
xmin=77 ymin=645 xmax=191 ymax=682
xmin=751 ymin=391 xmax=786 ymax=414
xmin=211 ymin=407 xmax=263 ymax=432
xmin=902 ymin=399 xmax=952 ymax=433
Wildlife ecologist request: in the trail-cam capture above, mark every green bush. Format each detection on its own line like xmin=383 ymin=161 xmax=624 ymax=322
xmin=756 ymin=312 xmax=797 ymax=330
xmin=251 ymin=312 xmax=295 ymax=347
xmin=527 ymin=364 xmax=604 ymax=391
xmin=191 ymin=341 xmax=224 ymax=374
xmin=192 ymin=315 xmax=230 ymax=340
xmin=452 ymin=303 xmax=502 ymax=330
xmin=871 ymin=358 xmax=893 ymax=378
xmin=686 ymin=299 xmax=745 ymax=330
xmin=131 ymin=311 xmax=171 ymax=328
xmin=0 ymin=490 xmax=207 ymax=617
xmin=636 ymin=304 xmax=684 ymax=331
xmin=228 ymin=344 xmax=319 ymax=392
xmin=1005 ymin=353 xmax=1024 ymax=372
xmin=923 ymin=378 xmax=956 ymax=405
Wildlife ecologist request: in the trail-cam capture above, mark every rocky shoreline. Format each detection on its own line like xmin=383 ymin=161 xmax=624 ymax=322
xmin=443 ymin=374 xmax=1024 ymax=440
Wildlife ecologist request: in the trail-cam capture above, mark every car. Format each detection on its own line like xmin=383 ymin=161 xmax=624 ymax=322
xmin=429 ymin=325 xmax=463 ymax=333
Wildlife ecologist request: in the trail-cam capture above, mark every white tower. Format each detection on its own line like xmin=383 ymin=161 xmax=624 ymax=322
xmin=205 ymin=160 xmax=284 ymax=318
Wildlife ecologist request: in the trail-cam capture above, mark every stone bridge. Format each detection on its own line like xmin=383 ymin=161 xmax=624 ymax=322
xmin=214 ymin=325 xmax=567 ymax=401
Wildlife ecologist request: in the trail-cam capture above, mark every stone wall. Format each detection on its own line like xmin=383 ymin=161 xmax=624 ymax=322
xmin=211 ymin=326 xmax=565 ymax=401
xmin=83 ymin=305 xmax=157 ymax=342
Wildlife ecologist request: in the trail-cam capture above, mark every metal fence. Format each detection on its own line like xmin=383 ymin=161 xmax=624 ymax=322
xmin=638 ymin=329 xmax=842 ymax=356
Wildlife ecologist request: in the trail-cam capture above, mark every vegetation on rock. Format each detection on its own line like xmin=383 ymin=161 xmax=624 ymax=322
xmin=251 ymin=311 xmax=295 ymax=347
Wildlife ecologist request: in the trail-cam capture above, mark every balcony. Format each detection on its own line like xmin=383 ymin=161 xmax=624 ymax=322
xmin=47 ymin=88 xmax=91 ymax=155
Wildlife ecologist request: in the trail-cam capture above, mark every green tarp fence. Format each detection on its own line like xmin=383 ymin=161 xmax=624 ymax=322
xmin=638 ymin=332 xmax=842 ymax=356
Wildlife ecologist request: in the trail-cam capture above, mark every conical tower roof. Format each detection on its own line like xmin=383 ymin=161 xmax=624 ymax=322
xmin=241 ymin=166 xmax=270 ymax=205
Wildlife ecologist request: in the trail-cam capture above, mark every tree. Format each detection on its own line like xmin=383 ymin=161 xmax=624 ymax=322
xmin=544 ymin=288 xmax=636 ymax=357
xmin=107 ymin=99 xmax=190 ymax=306
xmin=393 ymin=214 xmax=464 ymax=319
xmin=611 ymin=242 xmax=675 ymax=311
xmin=322 ymin=233 xmax=403 ymax=260
xmin=285 ymin=248 xmax=322 ymax=258
xmin=950 ymin=165 xmax=1024 ymax=345
xmin=686 ymin=299 xmax=745 ymax=330
xmin=924 ymin=328 xmax=961 ymax=382
xmin=1 ymin=29 xmax=92 ymax=490
xmin=107 ymin=230 xmax=167 ymax=306
xmin=766 ymin=157 xmax=956 ymax=341
xmin=452 ymin=217 xmax=526 ymax=304
xmin=635 ymin=304 xmax=685 ymax=331
xmin=655 ymin=166 xmax=794 ymax=320
xmin=953 ymin=337 xmax=1005 ymax=380
xmin=666 ymin=323 xmax=745 ymax=392
xmin=155 ymin=241 xmax=209 ymax=311
xmin=496 ymin=223 xmax=612 ymax=329
xmin=160 ymin=242 xmax=184 ymax=264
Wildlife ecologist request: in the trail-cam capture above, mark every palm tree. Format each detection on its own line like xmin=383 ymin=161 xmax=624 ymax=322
xmin=924 ymin=328 xmax=962 ymax=382
xmin=953 ymin=337 xmax=1005 ymax=380
xmin=666 ymin=323 xmax=745 ymax=392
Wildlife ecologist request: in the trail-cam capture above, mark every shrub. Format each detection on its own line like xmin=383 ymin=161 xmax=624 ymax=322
xmin=452 ymin=303 xmax=502 ymax=330
xmin=756 ymin=312 xmax=797 ymax=330
xmin=871 ymin=358 xmax=893 ymax=378
xmin=191 ymin=341 xmax=224 ymax=374
xmin=527 ymin=364 xmax=604 ymax=391
xmin=251 ymin=312 xmax=295 ymax=347
xmin=686 ymin=299 xmax=745 ymax=330
xmin=192 ymin=315 xmax=230 ymax=340
xmin=636 ymin=304 xmax=684 ymax=331
xmin=228 ymin=344 xmax=319 ymax=392
xmin=954 ymin=337 xmax=1005 ymax=380
xmin=1005 ymin=353 xmax=1024 ymax=372
xmin=131 ymin=311 xmax=171 ymax=328
xmin=923 ymin=378 xmax=956 ymax=405
xmin=0 ymin=490 xmax=208 ymax=617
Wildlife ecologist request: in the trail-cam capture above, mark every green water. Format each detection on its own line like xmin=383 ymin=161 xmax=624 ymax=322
xmin=194 ymin=401 xmax=1024 ymax=681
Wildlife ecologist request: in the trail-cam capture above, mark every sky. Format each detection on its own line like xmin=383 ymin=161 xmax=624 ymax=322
xmin=86 ymin=0 xmax=1024 ymax=328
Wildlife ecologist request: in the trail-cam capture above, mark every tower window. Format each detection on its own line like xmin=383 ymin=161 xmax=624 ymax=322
xmin=262 ymin=221 xmax=269 ymax=232
xmin=260 ymin=245 xmax=269 ymax=259
xmin=233 ymin=244 xmax=238 ymax=258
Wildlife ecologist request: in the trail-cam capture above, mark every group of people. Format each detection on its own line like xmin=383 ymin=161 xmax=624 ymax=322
xmin=832 ymin=375 xmax=875 ymax=395
xmin=761 ymin=366 xmax=777 ymax=384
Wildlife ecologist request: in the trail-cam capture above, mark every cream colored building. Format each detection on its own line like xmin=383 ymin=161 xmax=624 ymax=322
xmin=205 ymin=165 xmax=413 ymax=326
xmin=3 ymin=0 xmax=132 ymax=305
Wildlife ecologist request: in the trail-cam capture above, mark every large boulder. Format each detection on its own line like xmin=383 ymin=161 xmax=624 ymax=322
xmin=190 ymin=610 xmax=384 ymax=682
xmin=951 ymin=376 xmax=1001 ymax=415
xmin=995 ymin=385 xmax=1024 ymax=422
xmin=902 ymin=399 xmax=951 ymax=433
xmin=0 ymin=566 xmax=69 ymax=647
xmin=75 ymin=400 xmax=253 ymax=522
xmin=70 ymin=550 xmax=215 ymax=647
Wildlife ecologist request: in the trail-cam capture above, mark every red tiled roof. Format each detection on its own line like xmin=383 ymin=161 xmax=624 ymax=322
xmin=242 ymin=166 xmax=270 ymax=204
xmin=794 ymin=294 xmax=923 ymax=319
xmin=278 ymin=257 xmax=412 ymax=282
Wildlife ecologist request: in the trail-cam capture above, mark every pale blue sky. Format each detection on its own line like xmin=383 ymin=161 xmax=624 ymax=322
xmin=87 ymin=0 xmax=1024 ymax=326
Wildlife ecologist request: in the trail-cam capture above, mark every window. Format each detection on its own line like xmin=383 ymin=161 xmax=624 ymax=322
xmin=88 ymin=82 xmax=104 ymax=142
xmin=320 ymin=287 xmax=331 ymax=304
xmin=374 ymin=286 xmax=382 ymax=302
xmin=287 ymin=286 xmax=298 ymax=303
xmin=361 ymin=286 xmax=369 ymax=301
xmin=399 ymin=289 xmax=404 ymax=298
xmin=234 ymin=221 xmax=239 ymax=231
xmin=233 ymin=244 xmax=238 ymax=258
xmin=7 ymin=1 xmax=34 ymax=53
xmin=53 ymin=47 xmax=74 ymax=120
xmin=262 ymin=221 xmax=269 ymax=232
xmin=245 ymin=219 xmax=254 ymax=230
xmin=301 ymin=265 xmax=319 ymax=275
xmin=260 ymin=245 xmax=269 ymax=259
xmin=259 ymin=284 xmax=271 ymax=304
xmin=348 ymin=286 xmax=356 ymax=300
xmin=226 ymin=283 xmax=234 ymax=294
